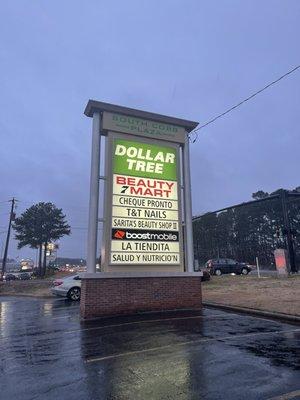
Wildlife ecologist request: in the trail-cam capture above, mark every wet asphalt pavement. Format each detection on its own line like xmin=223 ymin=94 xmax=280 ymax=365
xmin=0 ymin=297 xmax=299 ymax=400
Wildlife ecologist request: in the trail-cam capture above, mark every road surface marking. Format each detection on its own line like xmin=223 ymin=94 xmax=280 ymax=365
xmin=0 ymin=313 xmax=227 ymax=342
xmin=85 ymin=328 xmax=300 ymax=363
xmin=65 ymin=313 xmax=231 ymax=334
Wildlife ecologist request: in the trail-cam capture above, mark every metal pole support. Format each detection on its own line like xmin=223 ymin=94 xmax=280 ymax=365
xmin=86 ymin=112 xmax=101 ymax=273
xmin=256 ymin=256 xmax=261 ymax=278
xmin=280 ymin=190 xmax=296 ymax=273
xmin=183 ymin=135 xmax=194 ymax=272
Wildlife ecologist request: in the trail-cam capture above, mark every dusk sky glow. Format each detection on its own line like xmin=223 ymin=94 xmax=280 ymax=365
xmin=0 ymin=0 xmax=299 ymax=260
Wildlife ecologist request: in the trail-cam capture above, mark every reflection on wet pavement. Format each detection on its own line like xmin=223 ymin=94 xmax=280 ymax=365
xmin=0 ymin=296 xmax=299 ymax=400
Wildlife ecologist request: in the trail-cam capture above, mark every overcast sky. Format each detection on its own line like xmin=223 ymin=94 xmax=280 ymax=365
xmin=1 ymin=0 xmax=299 ymax=260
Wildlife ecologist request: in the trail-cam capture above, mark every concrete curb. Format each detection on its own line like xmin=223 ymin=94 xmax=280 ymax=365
xmin=203 ymin=301 xmax=300 ymax=324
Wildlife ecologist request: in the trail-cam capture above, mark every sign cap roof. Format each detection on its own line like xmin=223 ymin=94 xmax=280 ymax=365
xmin=84 ymin=100 xmax=198 ymax=132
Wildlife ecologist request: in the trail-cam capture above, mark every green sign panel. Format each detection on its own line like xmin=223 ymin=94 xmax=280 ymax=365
xmin=113 ymin=139 xmax=177 ymax=180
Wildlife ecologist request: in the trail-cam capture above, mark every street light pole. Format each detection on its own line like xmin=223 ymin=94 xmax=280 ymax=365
xmin=1 ymin=198 xmax=17 ymax=279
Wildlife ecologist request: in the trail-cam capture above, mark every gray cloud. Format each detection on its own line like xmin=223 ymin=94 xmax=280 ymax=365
xmin=0 ymin=0 xmax=299 ymax=259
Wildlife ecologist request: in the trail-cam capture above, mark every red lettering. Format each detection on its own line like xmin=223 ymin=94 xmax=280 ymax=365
xmin=154 ymin=189 xmax=163 ymax=197
xmin=115 ymin=176 xmax=175 ymax=196
xmin=116 ymin=176 xmax=126 ymax=184
xmin=165 ymin=182 xmax=174 ymax=190
xmin=130 ymin=187 xmax=143 ymax=195
xmin=144 ymin=188 xmax=153 ymax=196
xmin=128 ymin=177 xmax=136 ymax=185
xmin=136 ymin=179 xmax=147 ymax=187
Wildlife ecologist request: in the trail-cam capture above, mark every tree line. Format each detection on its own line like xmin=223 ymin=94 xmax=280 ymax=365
xmin=193 ymin=187 xmax=300 ymax=267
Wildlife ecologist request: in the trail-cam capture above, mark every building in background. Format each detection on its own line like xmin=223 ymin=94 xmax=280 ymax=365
xmin=20 ymin=258 xmax=34 ymax=271
xmin=48 ymin=257 xmax=86 ymax=272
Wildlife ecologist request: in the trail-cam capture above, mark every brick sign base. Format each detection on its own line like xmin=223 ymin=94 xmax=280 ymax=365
xmin=80 ymin=272 xmax=203 ymax=319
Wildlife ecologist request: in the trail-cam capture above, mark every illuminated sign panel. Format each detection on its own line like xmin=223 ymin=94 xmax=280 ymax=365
xmin=109 ymin=138 xmax=181 ymax=265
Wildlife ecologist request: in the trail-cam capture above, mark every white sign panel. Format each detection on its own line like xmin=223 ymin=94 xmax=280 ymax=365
xmin=109 ymin=138 xmax=181 ymax=266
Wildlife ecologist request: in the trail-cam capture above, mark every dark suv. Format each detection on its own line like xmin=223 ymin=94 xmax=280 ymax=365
xmin=205 ymin=259 xmax=252 ymax=276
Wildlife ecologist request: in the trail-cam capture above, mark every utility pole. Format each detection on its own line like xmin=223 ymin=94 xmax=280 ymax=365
xmin=1 ymin=198 xmax=17 ymax=280
xmin=280 ymin=191 xmax=296 ymax=273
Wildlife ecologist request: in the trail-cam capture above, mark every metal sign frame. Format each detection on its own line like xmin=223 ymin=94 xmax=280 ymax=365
xmin=84 ymin=100 xmax=198 ymax=274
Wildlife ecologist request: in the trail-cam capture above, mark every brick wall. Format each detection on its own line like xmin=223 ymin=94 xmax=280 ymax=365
xmin=80 ymin=275 xmax=202 ymax=319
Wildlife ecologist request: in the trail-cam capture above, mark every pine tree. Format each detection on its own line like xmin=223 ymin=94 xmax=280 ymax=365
xmin=13 ymin=202 xmax=71 ymax=276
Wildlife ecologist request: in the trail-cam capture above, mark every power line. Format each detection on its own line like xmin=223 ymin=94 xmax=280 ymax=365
xmin=191 ymin=64 xmax=300 ymax=142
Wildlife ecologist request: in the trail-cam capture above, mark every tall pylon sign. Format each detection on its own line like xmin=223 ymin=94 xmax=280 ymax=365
xmin=84 ymin=101 xmax=198 ymax=273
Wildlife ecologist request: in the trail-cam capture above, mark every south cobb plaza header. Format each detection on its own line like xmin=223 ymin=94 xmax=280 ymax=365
xmin=102 ymin=112 xmax=186 ymax=143
xmin=110 ymin=138 xmax=181 ymax=265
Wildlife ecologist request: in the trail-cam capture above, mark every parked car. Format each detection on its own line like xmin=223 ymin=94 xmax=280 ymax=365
xmin=19 ymin=272 xmax=31 ymax=280
xmin=205 ymin=259 xmax=252 ymax=276
xmin=51 ymin=274 xmax=82 ymax=300
xmin=4 ymin=273 xmax=17 ymax=281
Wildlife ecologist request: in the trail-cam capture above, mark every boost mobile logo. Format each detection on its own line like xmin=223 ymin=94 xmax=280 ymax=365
xmin=114 ymin=230 xmax=125 ymax=239
xmin=126 ymin=232 xmax=177 ymax=241
xmin=112 ymin=228 xmax=178 ymax=241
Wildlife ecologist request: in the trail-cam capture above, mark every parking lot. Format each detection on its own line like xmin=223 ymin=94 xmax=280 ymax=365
xmin=0 ymin=296 xmax=299 ymax=400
